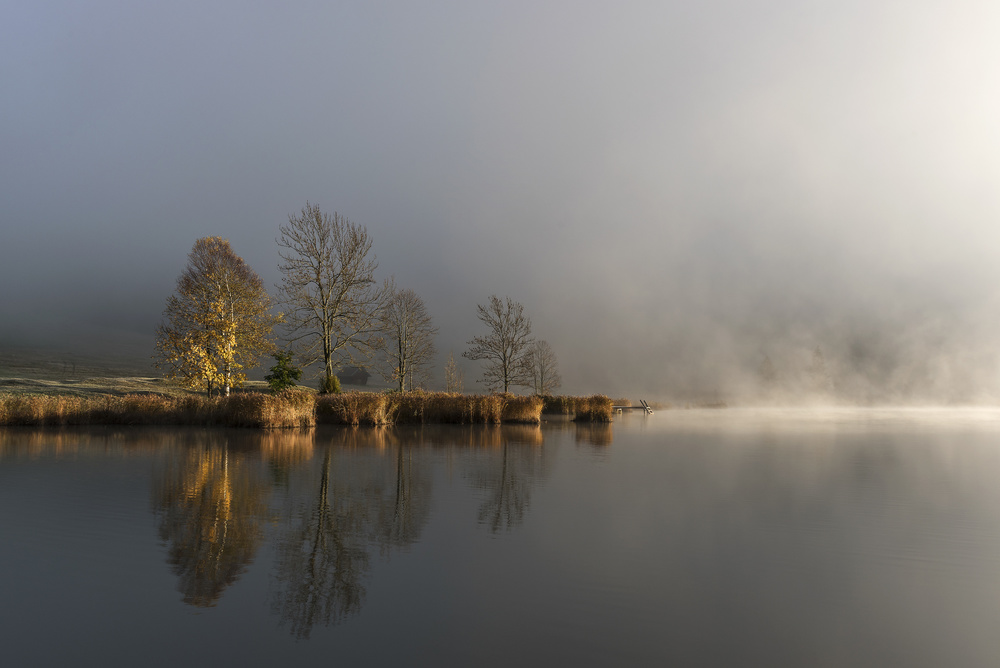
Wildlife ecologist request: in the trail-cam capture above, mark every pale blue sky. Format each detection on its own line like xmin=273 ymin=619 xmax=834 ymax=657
xmin=3 ymin=1 xmax=1000 ymax=399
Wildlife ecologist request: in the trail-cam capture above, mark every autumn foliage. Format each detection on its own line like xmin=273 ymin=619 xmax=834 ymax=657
xmin=154 ymin=237 xmax=278 ymax=396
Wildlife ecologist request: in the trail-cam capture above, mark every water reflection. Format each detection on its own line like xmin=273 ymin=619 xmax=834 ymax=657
xmin=0 ymin=423 xmax=567 ymax=636
xmin=371 ymin=438 xmax=433 ymax=552
xmin=574 ymin=423 xmax=613 ymax=447
xmin=463 ymin=427 xmax=550 ymax=534
xmin=12 ymin=414 xmax=1000 ymax=665
xmin=0 ymin=421 xmax=606 ymax=458
xmin=0 ymin=426 xmax=317 ymax=460
xmin=152 ymin=437 xmax=271 ymax=607
xmin=271 ymin=446 xmax=371 ymax=638
xmin=0 ymin=426 xmax=176 ymax=459
xmin=269 ymin=425 xmax=547 ymax=636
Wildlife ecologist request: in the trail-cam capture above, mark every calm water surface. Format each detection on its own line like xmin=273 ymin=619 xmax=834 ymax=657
xmin=4 ymin=409 xmax=1000 ymax=666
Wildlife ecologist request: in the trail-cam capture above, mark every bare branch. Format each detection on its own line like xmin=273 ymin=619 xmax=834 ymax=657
xmin=525 ymin=340 xmax=562 ymax=395
xmin=462 ymin=295 xmax=534 ymax=393
xmin=276 ymin=203 xmax=393 ymax=391
xmin=444 ymin=351 xmax=464 ymax=393
xmin=376 ymin=288 xmax=438 ymax=392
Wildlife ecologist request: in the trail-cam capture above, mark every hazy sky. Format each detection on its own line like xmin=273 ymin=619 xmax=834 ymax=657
xmin=4 ymin=1 xmax=1000 ymax=401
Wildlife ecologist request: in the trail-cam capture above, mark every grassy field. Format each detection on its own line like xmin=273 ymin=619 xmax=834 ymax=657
xmin=0 ymin=347 xmax=152 ymax=379
xmin=0 ymin=346 xmax=272 ymax=397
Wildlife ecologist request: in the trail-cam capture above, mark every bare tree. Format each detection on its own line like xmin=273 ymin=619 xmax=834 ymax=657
xmin=276 ymin=203 xmax=393 ymax=392
xmin=525 ymin=340 xmax=561 ymax=395
xmin=378 ymin=288 xmax=438 ymax=392
xmin=463 ymin=295 xmax=534 ymax=393
xmin=444 ymin=351 xmax=464 ymax=393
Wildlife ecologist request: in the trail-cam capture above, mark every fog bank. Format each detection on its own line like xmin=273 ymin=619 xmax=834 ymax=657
xmin=3 ymin=1 xmax=1000 ymax=402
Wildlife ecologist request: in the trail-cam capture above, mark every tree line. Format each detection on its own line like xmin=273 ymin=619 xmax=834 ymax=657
xmin=154 ymin=202 xmax=562 ymax=396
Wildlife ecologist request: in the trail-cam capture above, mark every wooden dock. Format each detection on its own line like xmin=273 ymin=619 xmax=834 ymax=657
xmin=612 ymin=399 xmax=653 ymax=415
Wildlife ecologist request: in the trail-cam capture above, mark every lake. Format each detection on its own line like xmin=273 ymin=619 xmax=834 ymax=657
xmin=4 ymin=408 xmax=1000 ymax=666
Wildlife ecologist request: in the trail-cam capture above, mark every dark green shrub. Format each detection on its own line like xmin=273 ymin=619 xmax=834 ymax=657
xmin=264 ymin=351 xmax=303 ymax=392
xmin=319 ymin=373 xmax=341 ymax=394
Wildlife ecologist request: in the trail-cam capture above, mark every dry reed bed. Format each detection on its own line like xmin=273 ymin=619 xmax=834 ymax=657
xmin=0 ymin=390 xmax=315 ymax=428
xmin=540 ymin=394 xmax=615 ymax=422
xmin=571 ymin=395 xmax=614 ymax=422
xmin=0 ymin=390 xmax=612 ymax=427
xmin=317 ymin=392 xmax=544 ymax=426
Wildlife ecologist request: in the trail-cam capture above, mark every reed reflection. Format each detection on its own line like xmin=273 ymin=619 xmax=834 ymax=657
xmin=0 ymin=426 xmax=318 ymax=461
xmin=258 ymin=429 xmax=316 ymax=488
xmin=574 ymin=423 xmax=614 ymax=447
xmin=0 ymin=426 xmax=175 ymax=459
xmin=151 ymin=435 xmax=272 ymax=607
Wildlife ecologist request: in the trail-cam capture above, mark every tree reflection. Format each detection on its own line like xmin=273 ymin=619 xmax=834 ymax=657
xmin=152 ymin=441 xmax=269 ymax=607
xmin=466 ymin=426 xmax=548 ymax=533
xmin=371 ymin=433 xmax=432 ymax=553
xmin=271 ymin=446 xmax=371 ymax=639
xmin=270 ymin=428 xmax=437 ymax=637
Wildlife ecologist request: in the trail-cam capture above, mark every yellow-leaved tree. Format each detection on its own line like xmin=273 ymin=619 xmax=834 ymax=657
xmin=155 ymin=237 xmax=278 ymax=396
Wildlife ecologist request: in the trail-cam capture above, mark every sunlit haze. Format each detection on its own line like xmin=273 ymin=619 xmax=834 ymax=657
xmin=4 ymin=1 xmax=1000 ymax=402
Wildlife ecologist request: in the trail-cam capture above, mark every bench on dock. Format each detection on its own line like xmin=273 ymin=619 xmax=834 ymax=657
xmin=612 ymin=399 xmax=653 ymax=415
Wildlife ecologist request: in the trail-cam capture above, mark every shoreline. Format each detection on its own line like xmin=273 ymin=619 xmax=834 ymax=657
xmin=0 ymin=390 xmax=616 ymax=428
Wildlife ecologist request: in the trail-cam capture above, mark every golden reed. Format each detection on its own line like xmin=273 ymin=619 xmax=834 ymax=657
xmin=569 ymin=395 xmax=614 ymax=422
xmin=540 ymin=394 xmax=615 ymax=422
xmin=0 ymin=390 xmax=615 ymax=427
xmin=0 ymin=390 xmax=315 ymax=429
xmin=316 ymin=392 xmax=544 ymax=426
